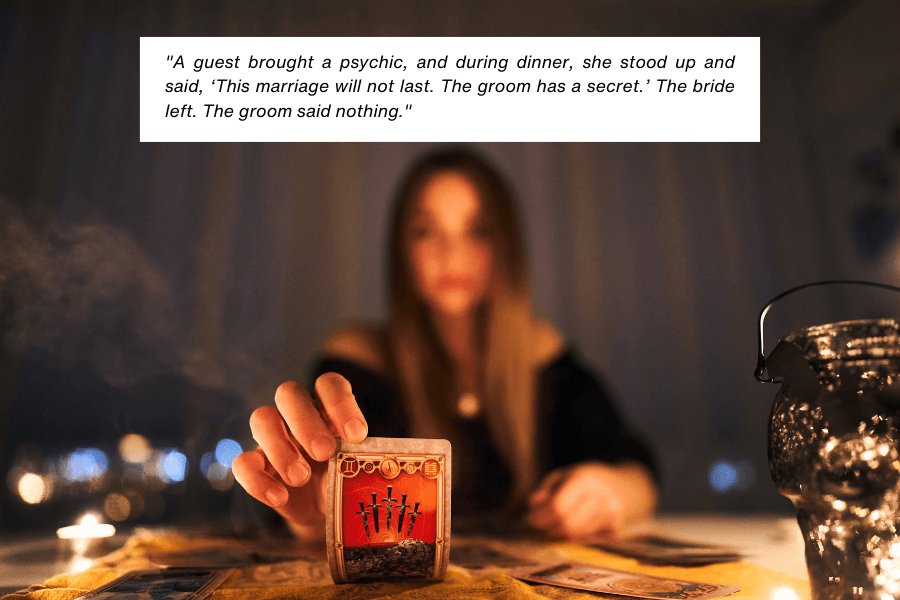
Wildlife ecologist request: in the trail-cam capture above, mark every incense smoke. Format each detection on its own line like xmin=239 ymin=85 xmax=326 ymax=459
xmin=0 ymin=199 xmax=274 ymax=402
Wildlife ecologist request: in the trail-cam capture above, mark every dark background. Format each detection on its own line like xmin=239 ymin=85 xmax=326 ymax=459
xmin=1 ymin=0 xmax=899 ymax=532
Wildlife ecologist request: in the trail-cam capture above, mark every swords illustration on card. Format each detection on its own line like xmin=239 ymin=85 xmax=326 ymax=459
xmin=325 ymin=437 xmax=451 ymax=583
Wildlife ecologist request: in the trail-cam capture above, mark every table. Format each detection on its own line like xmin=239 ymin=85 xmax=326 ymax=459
xmin=647 ymin=513 xmax=807 ymax=580
xmin=0 ymin=513 xmax=810 ymax=599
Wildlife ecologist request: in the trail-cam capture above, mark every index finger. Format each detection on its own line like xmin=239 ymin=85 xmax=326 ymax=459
xmin=529 ymin=469 xmax=567 ymax=506
xmin=527 ymin=472 xmax=586 ymax=530
xmin=274 ymin=380 xmax=338 ymax=462
xmin=314 ymin=372 xmax=368 ymax=443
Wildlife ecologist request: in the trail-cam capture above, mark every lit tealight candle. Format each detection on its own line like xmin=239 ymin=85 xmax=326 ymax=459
xmin=57 ymin=514 xmax=116 ymax=556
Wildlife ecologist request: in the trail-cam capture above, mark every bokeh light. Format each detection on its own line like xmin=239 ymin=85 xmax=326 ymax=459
xmin=157 ymin=449 xmax=187 ymax=483
xmin=104 ymin=492 xmax=131 ymax=521
xmin=64 ymin=448 xmax=109 ymax=482
xmin=18 ymin=473 xmax=47 ymax=504
xmin=118 ymin=434 xmax=151 ymax=464
xmin=200 ymin=451 xmax=216 ymax=477
xmin=125 ymin=490 xmax=145 ymax=519
xmin=769 ymin=586 xmax=800 ymax=600
xmin=142 ymin=451 xmax=166 ymax=490
xmin=709 ymin=458 xmax=756 ymax=493
xmin=709 ymin=460 xmax=738 ymax=493
xmin=215 ymin=439 xmax=242 ymax=469
xmin=207 ymin=462 xmax=235 ymax=491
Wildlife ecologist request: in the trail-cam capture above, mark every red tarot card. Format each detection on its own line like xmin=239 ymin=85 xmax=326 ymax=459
xmin=326 ymin=437 xmax=451 ymax=583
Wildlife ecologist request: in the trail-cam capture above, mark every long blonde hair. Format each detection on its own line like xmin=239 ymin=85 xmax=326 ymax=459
xmin=387 ymin=148 xmax=538 ymax=501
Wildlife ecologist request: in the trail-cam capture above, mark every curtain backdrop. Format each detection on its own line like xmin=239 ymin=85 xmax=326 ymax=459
xmin=2 ymin=0 xmax=898 ymax=521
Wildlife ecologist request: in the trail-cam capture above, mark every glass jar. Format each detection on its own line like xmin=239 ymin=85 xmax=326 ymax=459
xmin=766 ymin=319 xmax=900 ymax=600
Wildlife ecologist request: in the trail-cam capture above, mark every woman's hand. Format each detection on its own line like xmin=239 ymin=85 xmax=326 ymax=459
xmin=232 ymin=373 xmax=368 ymax=540
xmin=526 ymin=461 xmax=656 ymax=541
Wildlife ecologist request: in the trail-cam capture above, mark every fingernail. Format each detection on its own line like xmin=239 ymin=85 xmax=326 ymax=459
xmin=288 ymin=463 xmax=309 ymax=486
xmin=266 ymin=486 xmax=288 ymax=506
xmin=311 ymin=435 xmax=336 ymax=461
xmin=344 ymin=418 xmax=368 ymax=442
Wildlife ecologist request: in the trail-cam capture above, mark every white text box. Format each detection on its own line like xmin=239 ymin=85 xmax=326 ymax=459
xmin=140 ymin=37 xmax=760 ymax=142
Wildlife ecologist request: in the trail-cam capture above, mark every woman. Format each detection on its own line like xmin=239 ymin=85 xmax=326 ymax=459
xmin=233 ymin=148 xmax=657 ymax=541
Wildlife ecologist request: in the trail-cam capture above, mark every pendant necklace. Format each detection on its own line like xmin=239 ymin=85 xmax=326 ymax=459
xmin=457 ymin=392 xmax=481 ymax=418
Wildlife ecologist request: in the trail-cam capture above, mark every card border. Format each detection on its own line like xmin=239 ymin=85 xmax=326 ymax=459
xmin=71 ymin=567 xmax=234 ymax=600
xmin=508 ymin=561 xmax=740 ymax=600
xmin=326 ymin=437 xmax=451 ymax=583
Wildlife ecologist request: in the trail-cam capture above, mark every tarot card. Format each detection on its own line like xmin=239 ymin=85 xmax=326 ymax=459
xmin=509 ymin=561 xmax=739 ymax=599
xmin=326 ymin=437 xmax=451 ymax=583
xmin=72 ymin=567 xmax=233 ymax=600
xmin=593 ymin=534 xmax=742 ymax=567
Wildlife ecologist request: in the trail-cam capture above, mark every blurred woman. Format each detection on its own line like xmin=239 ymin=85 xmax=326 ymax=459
xmin=233 ymin=148 xmax=656 ymax=541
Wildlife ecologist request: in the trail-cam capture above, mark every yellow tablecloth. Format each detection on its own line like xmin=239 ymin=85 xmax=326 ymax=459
xmin=3 ymin=531 xmax=811 ymax=600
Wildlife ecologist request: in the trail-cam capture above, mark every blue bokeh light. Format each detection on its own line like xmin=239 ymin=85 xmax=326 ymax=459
xmin=215 ymin=439 xmax=242 ymax=469
xmin=709 ymin=460 xmax=738 ymax=493
xmin=157 ymin=449 xmax=188 ymax=483
xmin=200 ymin=452 xmax=216 ymax=477
xmin=64 ymin=448 xmax=109 ymax=482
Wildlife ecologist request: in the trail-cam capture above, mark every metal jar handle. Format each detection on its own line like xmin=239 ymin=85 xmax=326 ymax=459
xmin=755 ymin=280 xmax=900 ymax=383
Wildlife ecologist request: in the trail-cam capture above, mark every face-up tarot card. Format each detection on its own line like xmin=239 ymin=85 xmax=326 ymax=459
xmin=72 ymin=568 xmax=233 ymax=600
xmin=508 ymin=561 xmax=740 ymax=599
xmin=326 ymin=437 xmax=451 ymax=583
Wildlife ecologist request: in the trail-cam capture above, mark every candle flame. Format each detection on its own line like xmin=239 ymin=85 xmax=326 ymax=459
xmin=57 ymin=513 xmax=115 ymax=540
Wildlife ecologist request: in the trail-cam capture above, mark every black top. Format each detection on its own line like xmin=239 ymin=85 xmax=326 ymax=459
xmin=312 ymin=350 xmax=656 ymax=519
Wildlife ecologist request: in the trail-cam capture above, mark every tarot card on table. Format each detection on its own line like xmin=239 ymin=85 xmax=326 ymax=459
xmin=509 ymin=561 xmax=739 ymax=599
xmin=593 ymin=534 xmax=742 ymax=566
xmin=325 ymin=437 xmax=451 ymax=583
xmin=72 ymin=567 xmax=233 ymax=600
